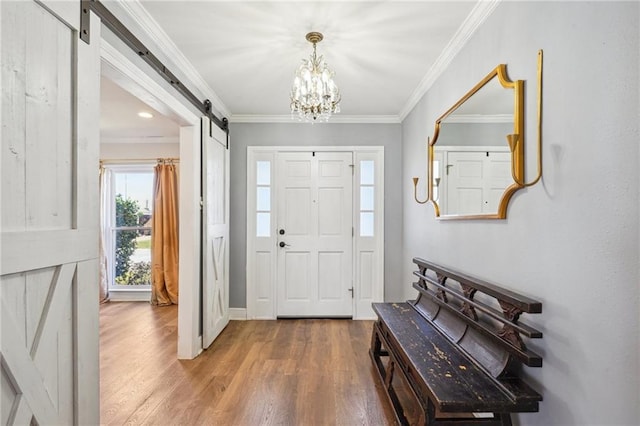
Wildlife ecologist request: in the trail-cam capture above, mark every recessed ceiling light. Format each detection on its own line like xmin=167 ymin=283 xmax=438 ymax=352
xmin=138 ymin=111 xmax=153 ymax=119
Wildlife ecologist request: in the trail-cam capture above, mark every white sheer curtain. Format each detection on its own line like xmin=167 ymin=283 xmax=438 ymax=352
xmin=99 ymin=165 xmax=111 ymax=303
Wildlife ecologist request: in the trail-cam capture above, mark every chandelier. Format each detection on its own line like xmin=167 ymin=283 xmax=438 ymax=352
xmin=290 ymin=32 xmax=341 ymax=122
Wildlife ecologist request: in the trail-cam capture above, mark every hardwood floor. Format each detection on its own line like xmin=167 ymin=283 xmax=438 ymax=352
xmin=100 ymin=302 xmax=395 ymax=425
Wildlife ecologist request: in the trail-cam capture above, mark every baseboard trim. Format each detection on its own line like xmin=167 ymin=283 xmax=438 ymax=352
xmin=229 ymin=308 xmax=247 ymax=320
xmin=108 ymin=289 xmax=151 ymax=302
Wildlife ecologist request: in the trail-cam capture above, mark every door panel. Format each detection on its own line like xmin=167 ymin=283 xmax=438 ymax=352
xmin=1 ymin=1 xmax=100 ymax=424
xmin=284 ymin=253 xmax=311 ymax=300
xmin=277 ymin=152 xmax=353 ymax=317
xmin=486 ymin=153 xmax=512 ymax=212
xmin=318 ymin=188 xmax=344 ymax=235
xmin=285 ymin=188 xmax=312 ymax=235
xmin=202 ymin=118 xmax=230 ymax=349
xmin=446 ymin=151 xmax=511 ymax=215
xmin=318 ymin=253 xmax=343 ymax=300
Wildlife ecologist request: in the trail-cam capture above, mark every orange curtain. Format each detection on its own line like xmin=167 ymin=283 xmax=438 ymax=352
xmin=151 ymin=162 xmax=179 ymax=305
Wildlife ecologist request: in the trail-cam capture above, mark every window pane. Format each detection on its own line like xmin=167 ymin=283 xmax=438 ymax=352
xmin=113 ymin=229 xmax=151 ymax=286
xmin=257 ymin=212 xmax=271 ymax=237
xmin=257 ymin=187 xmax=270 ymax=211
xmin=360 ymin=160 xmax=374 ymax=185
xmin=360 ymin=212 xmax=374 ymax=237
xmin=257 ymin=161 xmax=270 ymax=185
xmin=114 ymin=172 xmax=154 ymax=217
xmin=360 ymin=186 xmax=374 ymax=211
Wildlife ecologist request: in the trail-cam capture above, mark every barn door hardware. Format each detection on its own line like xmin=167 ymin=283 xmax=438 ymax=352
xmin=80 ymin=0 xmax=229 ymax=137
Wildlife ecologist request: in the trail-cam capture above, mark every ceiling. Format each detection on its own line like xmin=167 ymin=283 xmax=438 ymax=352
xmin=100 ymin=74 xmax=180 ymax=142
xmin=118 ymin=0 xmax=484 ymax=122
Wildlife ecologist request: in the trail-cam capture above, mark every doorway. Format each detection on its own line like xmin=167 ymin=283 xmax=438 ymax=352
xmin=276 ymin=151 xmax=354 ymax=317
xmin=99 ymin=75 xmax=180 ymax=301
xmin=246 ymin=147 xmax=385 ymax=320
xmin=100 ymin=40 xmax=202 ymax=358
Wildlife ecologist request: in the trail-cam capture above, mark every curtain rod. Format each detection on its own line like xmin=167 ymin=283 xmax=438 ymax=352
xmin=81 ymin=0 xmax=229 ymax=135
xmin=100 ymin=158 xmax=180 ymax=164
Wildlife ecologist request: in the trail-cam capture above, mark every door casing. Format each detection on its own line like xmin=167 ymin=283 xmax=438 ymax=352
xmin=246 ymin=146 xmax=385 ymax=320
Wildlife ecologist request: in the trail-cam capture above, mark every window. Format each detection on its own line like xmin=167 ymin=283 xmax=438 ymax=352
xmin=256 ymin=160 xmax=271 ymax=237
xmin=360 ymin=160 xmax=375 ymax=237
xmin=105 ymin=165 xmax=155 ymax=288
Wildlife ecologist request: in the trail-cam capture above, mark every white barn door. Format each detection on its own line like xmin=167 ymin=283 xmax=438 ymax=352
xmin=201 ymin=118 xmax=230 ymax=349
xmin=1 ymin=1 xmax=100 ymax=425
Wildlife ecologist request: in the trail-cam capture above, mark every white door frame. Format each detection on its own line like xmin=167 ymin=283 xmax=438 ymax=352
xmin=246 ymin=146 xmax=384 ymax=320
xmin=100 ymin=40 xmax=203 ymax=359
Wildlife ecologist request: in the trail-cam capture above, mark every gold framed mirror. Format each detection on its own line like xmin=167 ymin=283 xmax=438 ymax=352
xmin=425 ymin=64 xmax=524 ymax=219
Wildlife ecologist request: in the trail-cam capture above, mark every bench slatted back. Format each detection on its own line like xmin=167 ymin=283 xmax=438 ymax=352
xmin=411 ymin=258 xmax=543 ymax=378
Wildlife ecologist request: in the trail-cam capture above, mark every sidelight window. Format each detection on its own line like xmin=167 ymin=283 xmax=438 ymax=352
xmin=359 ymin=160 xmax=375 ymax=237
xmin=256 ymin=160 xmax=271 ymax=237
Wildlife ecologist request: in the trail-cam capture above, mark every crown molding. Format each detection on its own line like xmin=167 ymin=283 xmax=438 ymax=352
xmin=111 ymin=0 xmax=498 ymax=126
xmin=229 ymin=114 xmax=401 ymax=124
xmin=115 ymin=0 xmax=232 ymax=119
xmin=398 ymin=0 xmax=501 ymax=121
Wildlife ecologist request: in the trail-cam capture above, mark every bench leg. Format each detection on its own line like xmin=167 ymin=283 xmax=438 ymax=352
xmin=426 ymin=398 xmax=437 ymax=425
xmin=370 ymin=323 xmax=411 ymax=425
xmin=370 ymin=321 xmax=382 ymax=355
xmin=382 ymin=359 xmax=412 ymax=425
xmin=496 ymin=413 xmax=512 ymax=426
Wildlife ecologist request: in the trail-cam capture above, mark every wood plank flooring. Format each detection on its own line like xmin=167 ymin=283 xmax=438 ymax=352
xmin=100 ymin=302 xmax=395 ymax=425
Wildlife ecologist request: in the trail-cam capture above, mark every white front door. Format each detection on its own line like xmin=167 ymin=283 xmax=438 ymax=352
xmin=201 ymin=117 xmax=230 ymax=348
xmin=276 ymin=152 xmax=353 ymax=317
xmin=1 ymin=1 xmax=100 ymax=424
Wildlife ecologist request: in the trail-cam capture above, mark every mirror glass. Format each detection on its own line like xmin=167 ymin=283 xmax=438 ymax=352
xmin=429 ymin=65 xmax=524 ymax=219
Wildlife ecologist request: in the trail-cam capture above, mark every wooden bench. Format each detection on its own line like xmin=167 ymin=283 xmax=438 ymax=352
xmin=370 ymin=258 xmax=543 ymax=425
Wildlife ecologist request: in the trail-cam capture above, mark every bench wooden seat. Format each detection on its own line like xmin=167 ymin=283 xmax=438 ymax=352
xmin=370 ymin=258 xmax=543 ymax=425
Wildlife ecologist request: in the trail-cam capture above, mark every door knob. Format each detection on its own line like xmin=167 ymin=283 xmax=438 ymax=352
xmin=279 ymin=241 xmax=290 ymax=248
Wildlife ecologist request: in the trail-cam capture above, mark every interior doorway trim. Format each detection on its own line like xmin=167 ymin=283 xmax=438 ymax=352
xmin=101 ymin=40 xmax=202 ymax=359
xmin=246 ymin=146 xmax=385 ymax=320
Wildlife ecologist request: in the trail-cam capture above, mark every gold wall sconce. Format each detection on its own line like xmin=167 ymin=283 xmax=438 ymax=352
xmin=413 ymin=176 xmax=428 ymax=204
xmin=507 ymin=50 xmax=544 ymax=187
xmin=413 ymin=136 xmax=431 ymax=205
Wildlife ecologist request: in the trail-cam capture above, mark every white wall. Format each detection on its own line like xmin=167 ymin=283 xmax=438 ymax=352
xmin=402 ymin=2 xmax=639 ymax=425
xmin=100 ymin=141 xmax=179 ymax=160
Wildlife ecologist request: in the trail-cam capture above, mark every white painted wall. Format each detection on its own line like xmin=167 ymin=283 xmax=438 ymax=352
xmin=402 ymin=2 xmax=639 ymax=425
xmin=100 ymin=142 xmax=179 ymax=159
